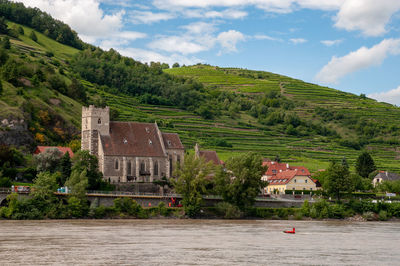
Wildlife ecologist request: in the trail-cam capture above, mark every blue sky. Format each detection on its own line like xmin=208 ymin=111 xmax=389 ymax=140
xmin=18 ymin=0 xmax=400 ymax=105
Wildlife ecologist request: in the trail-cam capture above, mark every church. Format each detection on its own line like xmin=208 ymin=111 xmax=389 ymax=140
xmin=81 ymin=105 xmax=184 ymax=183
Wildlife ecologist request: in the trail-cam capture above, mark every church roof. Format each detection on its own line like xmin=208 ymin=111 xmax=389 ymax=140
xmin=162 ymin=133 xmax=184 ymax=150
xmin=199 ymin=150 xmax=222 ymax=165
xmin=100 ymin=122 xmax=166 ymax=157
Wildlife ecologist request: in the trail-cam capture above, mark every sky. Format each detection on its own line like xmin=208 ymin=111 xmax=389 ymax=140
xmin=16 ymin=0 xmax=400 ymax=105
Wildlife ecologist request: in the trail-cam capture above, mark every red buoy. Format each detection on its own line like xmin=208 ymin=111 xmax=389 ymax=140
xmin=284 ymin=228 xmax=295 ymax=234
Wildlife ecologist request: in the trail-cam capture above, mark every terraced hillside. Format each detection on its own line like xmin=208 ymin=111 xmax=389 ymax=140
xmin=163 ymin=65 xmax=400 ymax=172
xmin=1 ymin=14 xmax=400 ymax=174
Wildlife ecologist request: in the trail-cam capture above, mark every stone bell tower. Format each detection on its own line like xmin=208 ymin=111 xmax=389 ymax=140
xmin=81 ymin=105 xmax=109 ymax=155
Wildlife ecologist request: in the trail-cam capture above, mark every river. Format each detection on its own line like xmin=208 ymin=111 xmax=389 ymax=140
xmin=0 ymin=219 xmax=399 ymax=265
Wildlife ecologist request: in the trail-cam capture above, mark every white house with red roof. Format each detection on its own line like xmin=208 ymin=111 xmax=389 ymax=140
xmin=262 ymin=161 xmax=318 ymax=194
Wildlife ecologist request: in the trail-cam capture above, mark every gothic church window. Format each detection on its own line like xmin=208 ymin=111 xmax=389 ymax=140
xmin=127 ymin=161 xmax=132 ymax=175
xmin=154 ymin=161 xmax=158 ymax=175
xmin=98 ymin=118 xmax=101 ymax=124
xmin=115 ymin=159 xmax=119 ymax=170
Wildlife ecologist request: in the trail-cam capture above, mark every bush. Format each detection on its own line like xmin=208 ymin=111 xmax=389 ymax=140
xmin=113 ymin=197 xmax=142 ymax=216
xmin=0 ymin=176 xmax=11 ymax=187
xmin=379 ymin=210 xmax=389 ymax=221
xmin=215 ymin=202 xmax=243 ymax=219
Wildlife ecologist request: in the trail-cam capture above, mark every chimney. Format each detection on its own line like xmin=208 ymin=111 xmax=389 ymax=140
xmin=286 ymin=163 xmax=289 ymax=169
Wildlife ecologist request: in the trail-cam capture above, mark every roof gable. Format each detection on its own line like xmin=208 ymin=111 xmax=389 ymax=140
xmin=199 ymin=150 xmax=222 ymax=165
xmin=375 ymin=171 xmax=400 ymax=181
xmin=162 ymin=133 xmax=184 ymax=150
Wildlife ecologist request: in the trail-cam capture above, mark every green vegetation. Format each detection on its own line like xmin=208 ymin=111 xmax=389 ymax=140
xmin=215 ymin=152 xmax=266 ymax=210
xmin=356 ymin=151 xmax=376 ymax=178
xmin=173 ymin=154 xmax=214 ymax=217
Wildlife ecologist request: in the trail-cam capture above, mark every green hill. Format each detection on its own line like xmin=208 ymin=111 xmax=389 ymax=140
xmin=0 ymin=1 xmax=399 ymax=174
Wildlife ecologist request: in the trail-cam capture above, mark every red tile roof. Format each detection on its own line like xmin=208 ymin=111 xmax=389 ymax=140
xmin=267 ymin=169 xmax=317 ymax=185
xmin=100 ymin=122 xmax=166 ymax=157
xmin=34 ymin=146 xmax=74 ymax=157
xmin=199 ymin=150 xmax=222 ymax=165
xmin=263 ymin=161 xmax=310 ymax=176
xmin=162 ymin=133 xmax=184 ymax=150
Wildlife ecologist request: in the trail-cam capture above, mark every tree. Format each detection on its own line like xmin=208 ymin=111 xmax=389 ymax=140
xmin=173 ymin=154 xmax=214 ymax=217
xmin=172 ymin=62 xmax=180 ymax=68
xmin=323 ymin=161 xmax=353 ymax=201
xmin=2 ymin=37 xmax=10 ymax=49
xmin=356 ymin=151 xmax=376 ymax=178
xmin=59 ymin=152 xmax=72 ymax=186
xmin=71 ymin=150 xmax=103 ymax=190
xmin=34 ymin=147 xmax=62 ymax=173
xmin=65 ymin=169 xmax=88 ymax=199
xmin=215 ymin=152 xmax=266 ymax=210
xmin=18 ymin=26 xmax=24 ymax=35
xmin=29 ymin=31 xmax=37 ymax=42
xmin=0 ymin=17 xmax=8 ymax=34
xmin=0 ymin=79 xmax=2 ymax=95
xmin=32 ymin=171 xmax=59 ymax=200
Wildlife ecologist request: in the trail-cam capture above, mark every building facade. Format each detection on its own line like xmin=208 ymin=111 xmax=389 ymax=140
xmin=82 ymin=105 xmax=184 ymax=183
xmin=261 ymin=161 xmax=318 ymax=194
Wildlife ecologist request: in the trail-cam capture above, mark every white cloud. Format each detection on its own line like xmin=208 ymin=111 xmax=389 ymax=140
xmin=334 ymin=0 xmax=400 ymax=37
xmin=254 ymin=34 xmax=282 ymax=42
xmin=182 ymin=22 xmax=217 ymax=35
xmin=315 ymin=38 xmax=400 ymax=84
xmin=290 ymin=38 xmax=307 ymax=44
xmin=130 ymin=10 xmax=174 ymax=24
xmin=368 ymin=86 xmax=400 ymax=106
xmin=148 ymin=22 xmax=245 ymax=55
xmin=321 ymin=39 xmax=343 ymax=46
xmin=217 ymin=30 xmax=246 ymax=52
xmin=117 ymin=47 xmax=202 ymax=66
xmin=149 ymin=36 xmax=209 ymax=54
xmin=153 ymin=0 xmax=399 ymax=36
xmin=204 ymin=9 xmax=248 ymax=19
xmin=16 ymin=0 xmax=127 ymax=42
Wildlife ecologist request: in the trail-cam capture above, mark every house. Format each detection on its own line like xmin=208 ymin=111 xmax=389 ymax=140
xmin=34 ymin=146 xmax=74 ymax=158
xmin=81 ymin=105 xmax=184 ymax=183
xmin=373 ymin=171 xmax=400 ymax=187
xmin=262 ymin=161 xmax=310 ymax=180
xmin=261 ymin=161 xmax=318 ymax=194
xmin=194 ymin=143 xmax=223 ymax=166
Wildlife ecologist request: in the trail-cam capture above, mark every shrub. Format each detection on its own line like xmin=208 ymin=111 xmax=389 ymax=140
xmin=215 ymin=202 xmax=243 ymax=219
xmin=113 ymin=197 xmax=142 ymax=216
xmin=378 ymin=210 xmax=389 ymax=221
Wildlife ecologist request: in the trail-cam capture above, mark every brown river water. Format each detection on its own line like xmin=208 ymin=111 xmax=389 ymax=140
xmin=0 ymin=219 xmax=399 ymax=265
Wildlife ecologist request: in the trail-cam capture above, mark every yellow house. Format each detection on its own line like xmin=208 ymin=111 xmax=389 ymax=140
xmin=264 ymin=169 xmax=319 ymax=194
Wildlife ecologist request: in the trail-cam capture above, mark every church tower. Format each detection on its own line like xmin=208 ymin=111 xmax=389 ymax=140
xmin=81 ymin=105 xmax=110 ymax=155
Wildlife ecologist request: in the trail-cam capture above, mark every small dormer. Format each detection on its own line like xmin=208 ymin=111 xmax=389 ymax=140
xmin=149 ymin=139 xmax=153 ymax=145
xmin=145 ymin=127 xmax=150 ymax=133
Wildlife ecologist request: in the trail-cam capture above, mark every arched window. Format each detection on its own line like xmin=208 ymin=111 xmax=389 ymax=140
xmin=154 ymin=161 xmax=158 ymax=175
xmin=115 ymin=159 xmax=119 ymax=170
xmin=127 ymin=161 xmax=132 ymax=175
xmin=140 ymin=161 xmax=145 ymax=172
xmin=169 ymin=156 xmax=173 ymax=176
xmin=98 ymin=118 xmax=101 ymax=124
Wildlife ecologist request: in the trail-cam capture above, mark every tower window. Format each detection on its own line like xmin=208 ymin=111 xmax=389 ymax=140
xmin=98 ymin=118 xmax=101 ymax=124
